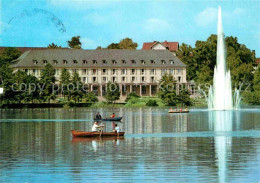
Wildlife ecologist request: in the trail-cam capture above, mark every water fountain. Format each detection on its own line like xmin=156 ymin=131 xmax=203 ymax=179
xmin=207 ymin=6 xmax=241 ymax=110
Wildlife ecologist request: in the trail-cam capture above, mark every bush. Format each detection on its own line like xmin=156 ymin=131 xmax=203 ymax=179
xmin=125 ymin=92 xmax=140 ymax=102
xmin=242 ymin=91 xmax=260 ymax=105
xmin=85 ymin=92 xmax=98 ymax=103
xmin=146 ymin=99 xmax=158 ymax=106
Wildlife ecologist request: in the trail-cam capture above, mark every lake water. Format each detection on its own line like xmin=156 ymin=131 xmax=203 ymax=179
xmin=0 ymin=107 xmax=260 ymax=183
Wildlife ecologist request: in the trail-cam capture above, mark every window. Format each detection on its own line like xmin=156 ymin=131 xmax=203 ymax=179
xmin=83 ymin=60 xmax=87 ymax=64
xmin=63 ymin=60 xmax=68 ymax=64
xmin=151 ymin=76 xmax=155 ymax=83
xmin=150 ymin=69 xmax=155 ymax=75
xmin=178 ymin=76 xmax=181 ymax=82
xmin=33 ymin=69 xmax=37 ymax=75
xmin=102 ymin=60 xmax=107 ymax=64
xmin=170 ymin=69 xmax=174 ymax=74
xmin=112 ymin=77 xmax=116 ymax=82
xmin=122 ymin=60 xmax=126 ymax=64
xmin=33 ymin=60 xmax=38 ymax=64
xmin=161 ymin=69 xmax=166 ymax=75
xmin=92 ymin=69 xmax=97 ymax=75
xmin=93 ymin=60 xmax=97 ymax=64
xmin=161 ymin=60 xmax=166 ymax=64
xmin=53 ymin=60 xmax=58 ymax=64
xmin=73 ymin=60 xmax=78 ymax=64
xmin=141 ymin=60 xmax=145 ymax=64
xmin=24 ymin=69 xmax=28 ymax=74
xmin=82 ymin=77 xmax=86 ymax=83
xmin=141 ymin=76 xmax=145 ymax=82
xmin=177 ymin=69 xmax=183 ymax=74
xmin=131 ymin=77 xmax=135 ymax=82
xmin=112 ymin=69 xmax=117 ymax=75
xmin=122 ymin=77 xmax=126 ymax=82
xmin=43 ymin=60 xmax=48 ymax=64
xmin=82 ymin=69 xmax=87 ymax=75
xmin=131 ymin=69 xmax=135 ymax=75
xmin=112 ymin=60 xmax=117 ymax=64
xmin=93 ymin=77 xmax=97 ymax=82
xmin=131 ymin=60 xmax=136 ymax=64
xmin=141 ymin=69 xmax=145 ymax=75
xmin=121 ymin=69 xmax=126 ymax=75
xmin=103 ymin=77 xmax=107 ymax=82
xmin=151 ymin=60 xmax=155 ymax=64
xmin=73 ymin=69 xmax=78 ymax=73
xmin=170 ymin=60 xmax=174 ymax=65
xmin=102 ymin=69 xmax=106 ymax=75
xmin=142 ymin=85 xmax=146 ymax=95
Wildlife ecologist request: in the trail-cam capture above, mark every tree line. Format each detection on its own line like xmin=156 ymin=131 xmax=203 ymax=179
xmin=176 ymin=34 xmax=259 ymax=104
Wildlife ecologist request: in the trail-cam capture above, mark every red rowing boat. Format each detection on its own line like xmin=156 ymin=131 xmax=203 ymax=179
xmin=71 ymin=130 xmax=125 ymax=138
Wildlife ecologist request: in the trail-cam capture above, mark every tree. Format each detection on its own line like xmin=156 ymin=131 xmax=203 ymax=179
xmin=60 ymin=68 xmax=71 ymax=99
xmin=85 ymin=92 xmax=98 ymax=103
xmin=70 ymin=71 xmax=83 ymax=103
xmin=253 ymin=66 xmax=260 ymax=91
xmin=177 ymin=43 xmax=196 ymax=81
xmin=107 ymin=43 xmax=120 ymax=49
xmin=67 ymin=36 xmax=82 ymax=49
xmin=105 ymin=81 xmax=120 ymax=103
xmin=118 ymin=38 xmax=138 ymax=49
xmin=0 ymin=47 xmax=21 ymax=65
xmin=47 ymin=43 xmax=62 ymax=48
xmin=40 ymin=63 xmax=56 ymax=103
xmin=96 ymin=46 xmax=102 ymax=50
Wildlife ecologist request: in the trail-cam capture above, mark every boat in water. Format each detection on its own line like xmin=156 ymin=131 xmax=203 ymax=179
xmin=71 ymin=130 xmax=125 ymax=138
xmin=168 ymin=110 xmax=189 ymax=113
xmin=93 ymin=117 xmax=123 ymax=121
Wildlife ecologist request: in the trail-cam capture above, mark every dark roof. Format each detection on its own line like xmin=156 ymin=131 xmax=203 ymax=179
xmin=142 ymin=41 xmax=179 ymax=52
xmin=0 ymin=46 xmax=69 ymax=54
xmin=11 ymin=49 xmax=186 ymax=69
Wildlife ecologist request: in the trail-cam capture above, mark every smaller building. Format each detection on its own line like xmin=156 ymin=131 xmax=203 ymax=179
xmin=142 ymin=41 xmax=179 ymax=56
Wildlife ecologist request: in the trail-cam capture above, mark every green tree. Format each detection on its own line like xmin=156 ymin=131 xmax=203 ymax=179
xmin=70 ymin=71 xmax=83 ymax=103
xmin=47 ymin=43 xmax=62 ymax=48
xmin=40 ymin=63 xmax=56 ymax=104
xmin=105 ymin=81 xmax=120 ymax=103
xmin=253 ymin=66 xmax=260 ymax=91
xmin=0 ymin=47 xmax=21 ymax=65
xmin=177 ymin=43 xmax=196 ymax=81
xmin=107 ymin=43 xmax=120 ymax=49
xmin=85 ymin=92 xmax=98 ymax=103
xmin=96 ymin=46 xmax=102 ymax=50
xmin=118 ymin=38 xmax=138 ymax=49
xmin=60 ymin=68 xmax=71 ymax=99
xmin=67 ymin=36 xmax=82 ymax=49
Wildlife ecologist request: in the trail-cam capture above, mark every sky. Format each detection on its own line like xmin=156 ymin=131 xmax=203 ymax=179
xmin=0 ymin=0 xmax=259 ymax=56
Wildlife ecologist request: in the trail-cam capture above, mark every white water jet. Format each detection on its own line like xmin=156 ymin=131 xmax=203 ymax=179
xmin=207 ymin=6 xmax=240 ymax=110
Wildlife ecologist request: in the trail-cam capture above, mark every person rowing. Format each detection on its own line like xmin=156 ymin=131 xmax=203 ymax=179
xmin=92 ymin=121 xmax=104 ymax=132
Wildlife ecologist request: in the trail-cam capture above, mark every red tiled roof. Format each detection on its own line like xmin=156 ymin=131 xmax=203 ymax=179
xmin=142 ymin=41 xmax=179 ymax=52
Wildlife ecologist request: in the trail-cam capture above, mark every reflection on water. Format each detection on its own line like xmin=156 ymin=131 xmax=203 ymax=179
xmin=0 ymin=107 xmax=260 ymax=182
xmin=209 ymin=111 xmax=237 ymax=183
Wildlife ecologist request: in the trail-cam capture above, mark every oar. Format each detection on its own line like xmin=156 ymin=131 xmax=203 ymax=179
xmin=99 ymin=126 xmax=104 ymax=137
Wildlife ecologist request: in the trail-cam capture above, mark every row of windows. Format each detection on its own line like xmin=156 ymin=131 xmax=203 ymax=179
xmin=25 ymin=68 xmax=184 ymax=75
xmin=32 ymin=59 xmax=175 ymax=65
xmin=82 ymin=76 xmax=157 ymax=83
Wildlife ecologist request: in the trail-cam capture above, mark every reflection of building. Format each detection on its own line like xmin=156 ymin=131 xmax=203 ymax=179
xmin=10 ymin=49 xmax=195 ymax=99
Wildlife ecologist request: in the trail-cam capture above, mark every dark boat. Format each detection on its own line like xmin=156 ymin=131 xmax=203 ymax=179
xmin=93 ymin=117 xmax=123 ymax=121
xmin=168 ymin=110 xmax=189 ymax=113
xmin=71 ymin=130 xmax=125 ymax=138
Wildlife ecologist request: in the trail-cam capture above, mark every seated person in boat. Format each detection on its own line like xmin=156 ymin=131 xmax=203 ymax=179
xmin=95 ymin=112 xmax=102 ymax=120
xmin=113 ymin=124 xmax=120 ymax=133
xmin=185 ymin=107 xmax=188 ymax=111
xmin=110 ymin=113 xmax=115 ymax=118
xmin=92 ymin=121 xmax=104 ymax=132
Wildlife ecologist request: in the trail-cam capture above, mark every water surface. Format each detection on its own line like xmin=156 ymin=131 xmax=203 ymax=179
xmin=0 ymin=107 xmax=260 ymax=182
